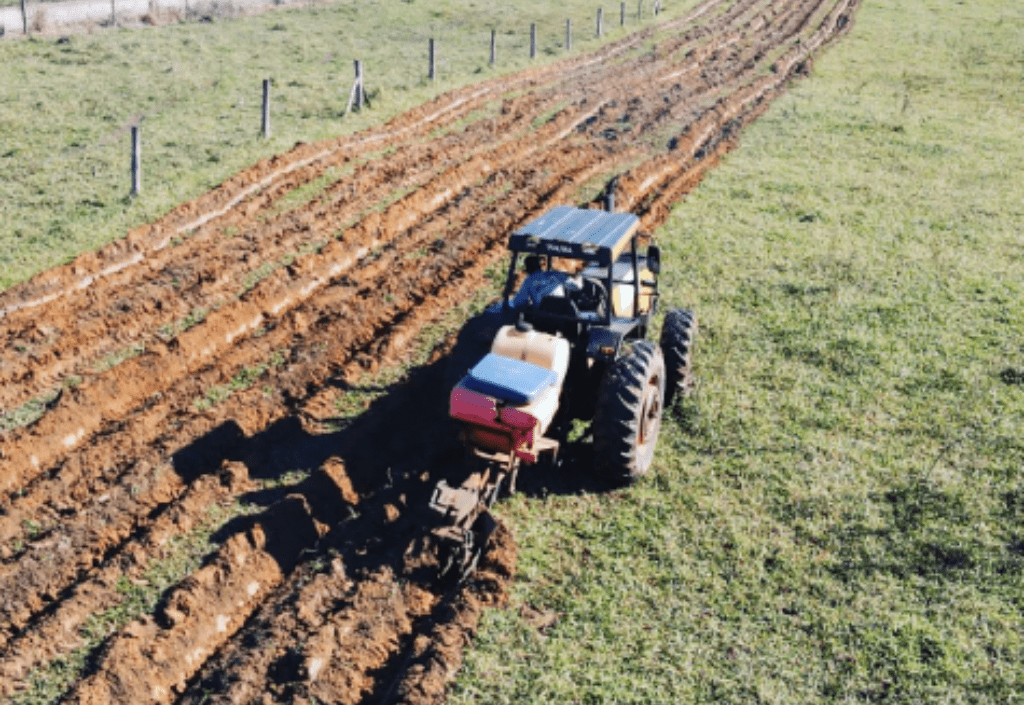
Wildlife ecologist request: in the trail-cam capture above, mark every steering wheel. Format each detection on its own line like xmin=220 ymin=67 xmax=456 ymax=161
xmin=575 ymin=278 xmax=608 ymax=317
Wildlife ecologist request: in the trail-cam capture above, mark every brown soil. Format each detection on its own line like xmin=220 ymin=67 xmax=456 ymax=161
xmin=0 ymin=1 xmax=861 ymax=702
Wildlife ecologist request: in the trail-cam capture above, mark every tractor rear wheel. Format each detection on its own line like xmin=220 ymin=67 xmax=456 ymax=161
xmin=660 ymin=308 xmax=697 ymax=406
xmin=592 ymin=340 xmax=666 ymax=485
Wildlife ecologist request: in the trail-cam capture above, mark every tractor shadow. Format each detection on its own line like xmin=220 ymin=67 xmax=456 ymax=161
xmin=165 ymin=345 xmax=658 ymax=701
xmin=167 ymin=347 xmax=619 ymax=586
xmin=167 ymin=350 xmax=631 ymax=700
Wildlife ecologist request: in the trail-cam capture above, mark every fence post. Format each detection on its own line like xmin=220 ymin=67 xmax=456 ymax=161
xmin=355 ymin=59 xmax=363 ymax=110
xmin=261 ymin=79 xmax=270 ymax=138
xmin=110 ymin=0 xmax=115 ymax=25
xmin=637 ymin=0 xmax=642 ymax=21
xmin=20 ymin=0 xmax=27 ymax=35
xmin=490 ymin=28 xmax=496 ymax=65
xmin=597 ymin=8 xmax=603 ymax=37
xmin=346 ymin=60 xmax=364 ymax=113
xmin=620 ymin=1 xmax=625 ymax=25
xmin=566 ymin=18 xmax=571 ymax=51
xmin=654 ymin=0 xmax=660 ymax=15
xmin=131 ymin=125 xmax=141 ymax=196
xmin=530 ymin=23 xmax=536 ymax=59
xmin=429 ymin=38 xmax=435 ymax=81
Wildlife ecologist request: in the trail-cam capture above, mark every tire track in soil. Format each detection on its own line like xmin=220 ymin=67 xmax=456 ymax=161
xmin=0 ymin=0 xmax=862 ymax=701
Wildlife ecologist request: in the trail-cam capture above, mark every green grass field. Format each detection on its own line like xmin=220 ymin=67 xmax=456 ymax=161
xmin=0 ymin=0 xmax=684 ymax=291
xmin=450 ymin=0 xmax=1024 ymax=702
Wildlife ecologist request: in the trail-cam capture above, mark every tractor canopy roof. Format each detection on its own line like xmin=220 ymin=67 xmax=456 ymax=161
xmin=509 ymin=206 xmax=640 ymax=267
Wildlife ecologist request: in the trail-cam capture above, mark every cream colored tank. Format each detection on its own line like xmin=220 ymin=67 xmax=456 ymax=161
xmin=582 ymin=261 xmax=655 ymax=317
xmin=490 ymin=325 xmax=570 ymax=387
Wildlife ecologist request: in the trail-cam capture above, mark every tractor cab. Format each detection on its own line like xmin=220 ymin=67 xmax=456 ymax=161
xmin=500 ymin=205 xmax=661 ymax=353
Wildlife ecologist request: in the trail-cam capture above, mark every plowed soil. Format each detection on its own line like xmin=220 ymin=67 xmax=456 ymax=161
xmin=0 ymin=1 xmax=860 ymax=701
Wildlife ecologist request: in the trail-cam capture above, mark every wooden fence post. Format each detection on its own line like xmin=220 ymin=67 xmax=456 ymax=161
xmin=490 ymin=29 xmax=496 ymax=65
xmin=346 ymin=60 xmax=364 ymax=114
xmin=429 ymin=38 xmax=435 ymax=81
xmin=566 ymin=18 xmax=571 ymax=51
xmin=637 ymin=0 xmax=642 ymax=21
xmin=621 ymin=1 xmax=625 ymax=25
xmin=530 ymin=23 xmax=536 ymax=59
xmin=261 ymin=79 xmax=271 ymax=138
xmin=131 ymin=125 xmax=141 ymax=196
xmin=20 ymin=0 xmax=28 ymax=35
xmin=597 ymin=7 xmax=603 ymax=37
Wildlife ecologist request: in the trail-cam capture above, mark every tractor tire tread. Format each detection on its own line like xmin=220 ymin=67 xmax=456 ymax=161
xmin=592 ymin=340 xmax=665 ymax=485
xmin=660 ymin=307 xmax=697 ymax=405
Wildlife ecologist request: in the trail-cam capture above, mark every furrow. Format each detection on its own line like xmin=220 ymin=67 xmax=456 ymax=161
xmin=64 ymin=495 xmax=323 ymax=704
xmin=0 ymin=462 xmax=252 ymax=698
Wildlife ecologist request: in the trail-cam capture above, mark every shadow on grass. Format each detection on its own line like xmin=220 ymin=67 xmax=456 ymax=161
xmin=818 ymin=475 xmax=1024 ymax=582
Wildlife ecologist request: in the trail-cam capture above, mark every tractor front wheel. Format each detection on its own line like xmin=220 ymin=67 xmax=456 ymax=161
xmin=660 ymin=308 xmax=697 ymax=406
xmin=592 ymin=340 xmax=666 ymax=485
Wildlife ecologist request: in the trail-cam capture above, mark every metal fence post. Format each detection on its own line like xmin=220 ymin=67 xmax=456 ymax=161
xmin=530 ymin=23 xmax=536 ymax=59
xmin=355 ymin=60 xmax=363 ymax=110
xmin=490 ymin=28 xmax=496 ymax=65
xmin=429 ymin=38 xmax=435 ymax=81
xmin=261 ymin=78 xmax=270 ymax=138
xmin=597 ymin=7 xmax=603 ymax=37
xmin=131 ymin=125 xmax=141 ymax=196
xmin=566 ymin=18 xmax=571 ymax=51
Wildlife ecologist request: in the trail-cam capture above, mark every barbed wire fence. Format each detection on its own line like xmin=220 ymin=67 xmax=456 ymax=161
xmin=4 ymin=1 xmax=662 ymax=200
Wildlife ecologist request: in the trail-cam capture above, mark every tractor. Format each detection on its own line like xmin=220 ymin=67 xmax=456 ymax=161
xmin=429 ymin=205 xmax=697 ymax=581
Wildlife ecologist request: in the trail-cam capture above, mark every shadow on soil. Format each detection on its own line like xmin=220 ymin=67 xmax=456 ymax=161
xmin=166 ymin=351 xmax=621 ymax=700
